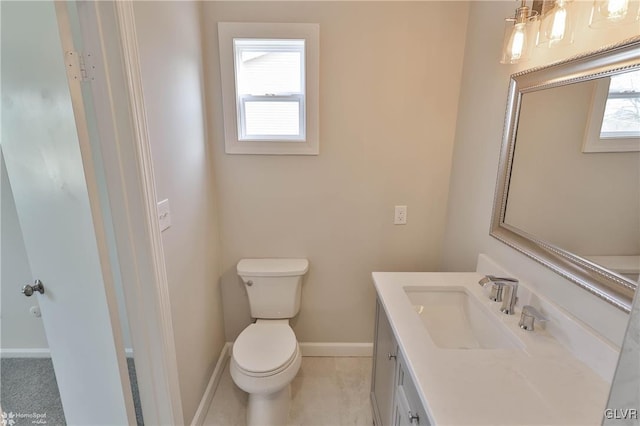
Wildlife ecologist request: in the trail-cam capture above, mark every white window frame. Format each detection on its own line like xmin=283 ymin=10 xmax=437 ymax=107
xmin=583 ymin=77 xmax=640 ymax=153
xmin=219 ymin=23 xmax=320 ymax=155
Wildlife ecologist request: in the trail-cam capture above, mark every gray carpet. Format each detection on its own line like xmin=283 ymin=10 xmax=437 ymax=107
xmin=0 ymin=357 xmax=143 ymax=425
xmin=0 ymin=358 xmax=65 ymax=425
xmin=127 ymin=357 xmax=144 ymax=426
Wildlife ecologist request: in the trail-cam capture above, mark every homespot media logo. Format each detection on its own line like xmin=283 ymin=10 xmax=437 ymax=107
xmin=0 ymin=412 xmax=14 ymax=426
xmin=604 ymin=408 xmax=638 ymax=420
xmin=1 ymin=412 xmax=47 ymax=425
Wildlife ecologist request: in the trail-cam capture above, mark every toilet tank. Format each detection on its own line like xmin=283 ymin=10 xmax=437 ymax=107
xmin=237 ymin=258 xmax=309 ymax=319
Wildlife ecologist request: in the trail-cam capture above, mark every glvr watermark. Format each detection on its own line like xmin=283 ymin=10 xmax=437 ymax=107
xmin=1 ymin=412 xmax=47 ymax=425
xmin=604 ymin=408 xmax=639 ymax=420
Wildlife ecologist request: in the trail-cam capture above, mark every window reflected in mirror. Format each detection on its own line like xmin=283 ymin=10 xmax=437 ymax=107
xmin=583 ymin=69 xmax=640 ymax=152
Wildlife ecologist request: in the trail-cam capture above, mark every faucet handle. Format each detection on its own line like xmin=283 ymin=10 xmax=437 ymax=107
xmin=478 ymin=276 xmax=492 ymax=287
xmin=478 ymin=277 xmax=502 ymax=301
xmin=519 ymin=305 xmax=548 ymax=331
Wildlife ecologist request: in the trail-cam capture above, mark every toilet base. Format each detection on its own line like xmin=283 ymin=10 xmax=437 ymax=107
xmin=247 ymin=384 xmax=290 ymax=426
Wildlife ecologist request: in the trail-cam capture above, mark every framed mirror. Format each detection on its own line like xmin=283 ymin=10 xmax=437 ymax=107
xmin=491 ymin=36 xmax=640 ymax=313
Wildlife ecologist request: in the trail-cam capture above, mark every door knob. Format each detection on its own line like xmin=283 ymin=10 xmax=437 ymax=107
xmin=22 ymin=280 xmax=45 ymax=297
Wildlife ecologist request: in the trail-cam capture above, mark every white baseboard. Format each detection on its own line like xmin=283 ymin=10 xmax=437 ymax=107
xmin=0 ymin=348 xmax=51 ymax=358
xmin=299 ymin=342 xmax=373 ymax=357
xmin=190 ymin=342 xmax=231 ymax=426
xmin=1 ymin=347 xmax=134 ymax=358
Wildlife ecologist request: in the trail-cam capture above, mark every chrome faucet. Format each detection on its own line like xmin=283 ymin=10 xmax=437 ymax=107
xmin=478 ymin=275 xmax=519 ymax=315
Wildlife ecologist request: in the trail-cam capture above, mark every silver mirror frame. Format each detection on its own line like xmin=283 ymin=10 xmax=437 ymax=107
xmin=491 ymin=36 xmax=640 ymax=313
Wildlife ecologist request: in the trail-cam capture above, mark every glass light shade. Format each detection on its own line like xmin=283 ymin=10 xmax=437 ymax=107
xmin=501 ymin=15 xmax=539 ymax=64
xmin=589 ymin=0 xmax=640 ymax=28
xmin=537 ymin=0 xmax=575 ymax=48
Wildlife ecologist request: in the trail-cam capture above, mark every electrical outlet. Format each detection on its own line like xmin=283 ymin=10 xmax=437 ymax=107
xmin=394 ymin=205 xmax=407 ymax=225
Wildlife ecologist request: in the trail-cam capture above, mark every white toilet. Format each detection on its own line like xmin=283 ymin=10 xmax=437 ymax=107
xmin=230 ymin=258 xmax=309 ymax=426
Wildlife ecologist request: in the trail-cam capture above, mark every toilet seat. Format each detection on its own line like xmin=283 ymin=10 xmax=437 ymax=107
xmin=233 ymin=322 xmax=297 ymax=377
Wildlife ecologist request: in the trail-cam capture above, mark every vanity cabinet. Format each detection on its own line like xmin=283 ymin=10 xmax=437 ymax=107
xmin=393 ymin=351 xmax=428 ymax=426
xmin=371 ymin=299 xmax=430 ymax=426
xmin=371 ymin=299 xmax=398 ymax=426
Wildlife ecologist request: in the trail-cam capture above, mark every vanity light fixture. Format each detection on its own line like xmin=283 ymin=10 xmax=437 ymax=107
xmin=538 ymin=0 xmax=575 ymax=47
xmin=589 ymin=0 xmax=640 ymax=27
xmin=500 ymin=0 xmax=540 ymax=64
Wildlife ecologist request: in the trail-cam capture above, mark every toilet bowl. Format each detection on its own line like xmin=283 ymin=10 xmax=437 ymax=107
xmin=231 ymin=320 xmax=302 ymax=425
xmin=230 ymin=258 xmax=308 ymax=426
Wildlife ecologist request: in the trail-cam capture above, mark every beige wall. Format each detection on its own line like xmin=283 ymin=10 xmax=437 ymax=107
xmin=202 ymin=1 xmax=469 ymax=342
xmin=133 ymin=2 xmax=225 ymax=423
xmin=442 ymin=1 xmax=638 ymax=346
xmin=506 ymin=81 xmax=640 ymax=256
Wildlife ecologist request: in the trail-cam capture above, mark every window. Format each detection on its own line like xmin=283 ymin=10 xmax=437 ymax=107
xmin=218 ymin=23 xmax=319 ymax=155
xmin=235 ymin=39 xmax=305 ymax=141
xmin=600 ymin=70 xmax=640 ymax=139
xmin=583 ymin=70 xmax=640 ymax=153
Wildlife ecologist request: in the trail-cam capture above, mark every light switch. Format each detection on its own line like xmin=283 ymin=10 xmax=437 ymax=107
xmin=157 ymin=199 xmax=171 ymax=232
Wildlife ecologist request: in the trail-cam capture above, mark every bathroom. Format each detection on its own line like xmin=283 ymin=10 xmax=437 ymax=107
xmin=1 ymin=0 xmax=638 ymax=425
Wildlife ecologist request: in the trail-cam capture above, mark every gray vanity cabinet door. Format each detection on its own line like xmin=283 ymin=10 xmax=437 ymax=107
xmin=396 ymin=352 xmax=431 ymax=426
xmin=371 ymin=299 xmax=398 ymax=426
xmin=393 ymin=386 xmax=413 ymax=426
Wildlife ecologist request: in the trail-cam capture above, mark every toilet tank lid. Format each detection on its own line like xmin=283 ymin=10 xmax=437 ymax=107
xmin=237 ymin=258 xmax=309 ymax=277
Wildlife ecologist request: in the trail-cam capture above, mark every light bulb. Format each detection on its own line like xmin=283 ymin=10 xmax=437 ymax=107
xmin=508 ymin=23 xmax=527 ymax=61
xmin=500 ymin=4 xmax=538 ymax=64
xmin=606 ymin=0 xmax=629 ymax=19
xmin=549 ymin=5 xmax=567 ymax=42
xmin=589 ymin=0 xmax=638 ymax=27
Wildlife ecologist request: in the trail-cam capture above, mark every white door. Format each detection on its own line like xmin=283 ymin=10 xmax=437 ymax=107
xmin=1 ymin=1 xmax=135 ymax=424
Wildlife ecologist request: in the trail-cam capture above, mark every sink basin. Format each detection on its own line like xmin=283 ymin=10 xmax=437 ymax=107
xmin=404 ymin=286 xmax=523 ymax=350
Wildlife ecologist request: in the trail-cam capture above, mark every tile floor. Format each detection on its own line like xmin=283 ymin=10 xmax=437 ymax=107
xmin=203 ymin=357 xmax=373 ymax=426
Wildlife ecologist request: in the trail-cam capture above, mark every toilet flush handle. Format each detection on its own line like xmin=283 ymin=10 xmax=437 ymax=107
xmin=246 ymin=280 xmax=253 ymax=286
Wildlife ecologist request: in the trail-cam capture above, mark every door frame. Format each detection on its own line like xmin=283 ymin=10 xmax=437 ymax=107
xmin=67 ymin=1 xmax=185 ymax=424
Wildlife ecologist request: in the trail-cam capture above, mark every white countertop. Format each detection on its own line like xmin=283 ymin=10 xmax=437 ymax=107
xmin=373 ymin=272 xmax=612 ymax=426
